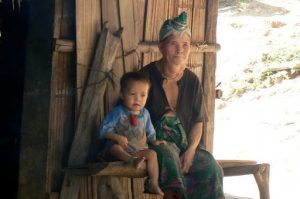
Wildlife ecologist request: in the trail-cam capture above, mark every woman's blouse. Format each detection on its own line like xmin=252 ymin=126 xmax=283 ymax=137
xmin=140 ymin=62 xmax=206 ymax=138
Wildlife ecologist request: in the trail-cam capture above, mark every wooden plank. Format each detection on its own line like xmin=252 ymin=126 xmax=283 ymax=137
xmin=222 ymin=163 xmax=269 ymax=178
xmin=68 ymin=23 xmax=123 ymax=166
xmin=67 ymin=159 xmax=260 ymax=177
xmin=47 ymin=0 xmax=76 ymax=196
xmin=47 ymin=51 xmax=60 ymax=193
xmin=119 ymin=0 xmax=139 ymax=72
xmin=217 ymin=160 xmax=257 ymax=168
xmin=48 ymin=51 xmax=75 ymax=193
xmin=76 ymin=0 xmax=101 ymax=108
xmin=55 ymin=39 xmax=75 ymax=52
xmin=59 ymin=172 xmax=82 ymax=199
xmin=223 ymin=165 xmax=261 ymax=176
xmin=59 ymin=25 xmax=122 ymax=199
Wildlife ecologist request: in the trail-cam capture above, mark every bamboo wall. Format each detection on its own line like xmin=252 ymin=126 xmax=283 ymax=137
xmin=71 ymin=0 xmax=218 ymax=198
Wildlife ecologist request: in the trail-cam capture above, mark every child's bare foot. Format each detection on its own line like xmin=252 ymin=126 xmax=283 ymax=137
xmin=144 ymin=179 xmax=164 ymax=196
xmin=149 ymin=184 xmax=164 ymax=196
xmin=129 ymin=156 xmax=146 ymax=169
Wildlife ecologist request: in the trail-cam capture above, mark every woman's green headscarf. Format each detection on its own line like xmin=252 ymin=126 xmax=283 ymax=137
xmin=159 ymin=11 xmax=192 ymax=42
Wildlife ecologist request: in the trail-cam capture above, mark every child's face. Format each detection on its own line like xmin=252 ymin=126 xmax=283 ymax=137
xmin=121 ymin=80 xmax=149 ymax=114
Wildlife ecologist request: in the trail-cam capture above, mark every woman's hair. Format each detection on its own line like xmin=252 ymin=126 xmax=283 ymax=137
xmin=120 ymin=71 xmax=151 ymax=94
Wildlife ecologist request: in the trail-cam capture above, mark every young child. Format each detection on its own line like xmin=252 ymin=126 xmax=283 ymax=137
xmin=99 ymin=71 xmax=166 ymax=196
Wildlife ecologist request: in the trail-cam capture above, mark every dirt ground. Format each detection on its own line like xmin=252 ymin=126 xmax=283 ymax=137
xmin=213 ymin=0 xmax=300 ymax=198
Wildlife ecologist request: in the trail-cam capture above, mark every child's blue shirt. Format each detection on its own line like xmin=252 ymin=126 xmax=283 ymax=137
xmin=99 ymin=104 xmax=156 ymax=151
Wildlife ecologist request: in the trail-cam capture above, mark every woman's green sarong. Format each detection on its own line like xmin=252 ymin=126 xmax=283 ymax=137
xmin=151 ymin=116 xmax=224 ymax=199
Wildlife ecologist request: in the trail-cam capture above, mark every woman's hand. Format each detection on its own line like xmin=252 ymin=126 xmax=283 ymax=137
xmin=180 ymin=147 xmax=196 ymax=174
xmin=151 ymin=140 xmax=167 ymax=145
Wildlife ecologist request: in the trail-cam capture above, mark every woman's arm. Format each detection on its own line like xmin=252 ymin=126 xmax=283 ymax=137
xmin=188 ymin=122 xmax=203 ymax=149
xmin=181 ymin=121 xmax=203 ymax=173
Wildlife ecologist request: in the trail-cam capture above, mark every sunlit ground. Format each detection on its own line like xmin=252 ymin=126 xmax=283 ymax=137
xmin=214 ymin=0 xmax=300 ymax=198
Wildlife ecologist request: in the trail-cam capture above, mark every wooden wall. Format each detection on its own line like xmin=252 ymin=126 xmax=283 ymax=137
xmin=18 ymin=0 xmax=76 ymax=199
xmin=18 ymin=0 xmax=57 ymax=199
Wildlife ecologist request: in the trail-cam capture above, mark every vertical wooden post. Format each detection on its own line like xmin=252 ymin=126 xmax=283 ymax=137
xmin=254 ymin=164 xmax=270 ymax=199
xmin=203 ymin=0 xmax=218 ymax=153
xmin=47 ymin=0 xmax=76 ymax=195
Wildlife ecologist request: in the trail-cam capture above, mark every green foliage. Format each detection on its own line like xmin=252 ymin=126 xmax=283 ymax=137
xmin=261 ymin=47 xmax=300 ymax=66
xmin=226 ymin=47 xmax=300 ymax=99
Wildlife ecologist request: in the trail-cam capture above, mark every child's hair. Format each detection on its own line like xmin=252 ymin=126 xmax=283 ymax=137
xmin=120 ymin=71 xmax=151 ymax=93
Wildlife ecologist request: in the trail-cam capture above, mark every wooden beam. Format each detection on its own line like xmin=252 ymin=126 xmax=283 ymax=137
xmin=218 ymin=159 xmax=257 ymax=168
xmin=223 ymin=164 xmax=262 ymax=176
xmin=55 ymin=39 xmax=75 ymax=52
xmin=59 ymin=24 xmax=123 ymax=199
xmin=67 ymin=23 xmax=123 ymax=167
xmin=137 ymin=42 xmax=220 ymax=53
xmin=66 ymin=162 xmax=147 ymax=177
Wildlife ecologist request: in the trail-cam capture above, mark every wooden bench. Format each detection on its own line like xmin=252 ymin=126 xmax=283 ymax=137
xmin=64 ymin=160 xmax=270 ymax=199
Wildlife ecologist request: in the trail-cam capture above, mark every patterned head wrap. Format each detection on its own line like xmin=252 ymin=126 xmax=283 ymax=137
xmin=159 ymin=11 xmax=192 ymax=42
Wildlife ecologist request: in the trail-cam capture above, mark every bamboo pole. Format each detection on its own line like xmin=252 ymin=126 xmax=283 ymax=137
xmin=202 ymin=0 xmax=218 ymax=153
xmin=137 ymin=42 xmax=220 ymax=53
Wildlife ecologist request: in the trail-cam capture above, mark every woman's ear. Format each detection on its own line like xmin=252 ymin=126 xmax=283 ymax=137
xmin=158 ymin=42 xmax=164 ymax=54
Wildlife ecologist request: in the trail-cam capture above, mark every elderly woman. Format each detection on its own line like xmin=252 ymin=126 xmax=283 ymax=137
xmin=139 ymin=12 xmax=224 ymax=199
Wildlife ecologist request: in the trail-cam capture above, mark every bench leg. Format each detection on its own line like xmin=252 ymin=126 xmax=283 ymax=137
xmin=254 ymin=164 xmax=270 ymax=199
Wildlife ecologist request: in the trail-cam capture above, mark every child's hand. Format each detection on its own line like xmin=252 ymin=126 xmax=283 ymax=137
xmin=152 ymin=140 xmax=167 ymax=146
xmin=117 ymin=135 xmax=129 ymax=149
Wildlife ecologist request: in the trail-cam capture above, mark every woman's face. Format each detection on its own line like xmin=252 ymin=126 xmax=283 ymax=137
xmin=159 ymin=33 xmax=191 ymax=67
